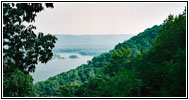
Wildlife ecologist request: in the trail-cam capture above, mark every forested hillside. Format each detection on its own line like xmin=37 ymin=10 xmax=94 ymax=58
xmin=74 ymin=10 xmax=186 ymax=97
xmin=35 ymin=25 xmax=163 ymax=96
xmin=35 ymin=9 xmax=186 ymax=97
xmin=3 ymin=3 xmax=186 ymax=97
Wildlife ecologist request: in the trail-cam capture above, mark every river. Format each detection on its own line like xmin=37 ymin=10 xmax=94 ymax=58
xmin=30 ymin=35 xmax=134 ymax=83
xmin=30 ymin=53 xmax=93 ymax=83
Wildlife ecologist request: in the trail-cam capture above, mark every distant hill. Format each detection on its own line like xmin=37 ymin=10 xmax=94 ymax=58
xmin=53 ymin=34 xmax=134 ymax=56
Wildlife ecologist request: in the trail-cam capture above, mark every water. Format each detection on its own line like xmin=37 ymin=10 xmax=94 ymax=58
xmin=31 ymin=53 xmax=93 ymax=83
xmin=30 ymin=35 xmax=134 ymax=83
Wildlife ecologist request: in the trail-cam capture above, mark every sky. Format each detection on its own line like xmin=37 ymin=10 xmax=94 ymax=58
xmin=33 ymin=2 xmax=186 ymax=35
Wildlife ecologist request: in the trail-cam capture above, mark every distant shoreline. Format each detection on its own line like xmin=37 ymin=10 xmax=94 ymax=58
xmin=54 ymin=34 xmax=136 ymax=36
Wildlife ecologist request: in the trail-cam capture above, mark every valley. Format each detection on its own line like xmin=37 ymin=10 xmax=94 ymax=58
xmin=31 ymin=34 xmax=134 ymax=83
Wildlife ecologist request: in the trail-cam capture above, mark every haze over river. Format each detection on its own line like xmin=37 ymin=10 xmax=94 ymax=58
xmin=31 ymin=53 xmax=93 ymax=83
xmin=30 ymin=34 xmax=133 ymax=83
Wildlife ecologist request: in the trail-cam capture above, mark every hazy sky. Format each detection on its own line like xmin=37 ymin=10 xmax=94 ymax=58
xmin=33 ymin=2 xmax=186 ymax=35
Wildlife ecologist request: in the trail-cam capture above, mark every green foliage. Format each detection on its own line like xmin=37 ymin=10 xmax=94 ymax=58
xmin=56 ymin=81 xmax=81 ymax=97
xmin=35 ymin=9 xmax=186 ymax=97
xmin=103 ymin=47 xmax=131 ymax=76
xmin=35 ymin=24 xmax=162 ymax=97
xmin=3 ymin=3 xmax=56 ymax=97
xmin=35 ymin=64 xmax=100 ymax=96
xmin=75 ymin=74 xmax=110 ymax=97
xmin=3 ymin=3 xmax=57 ymax=73
xmin=75 ymin=9 xmax=186 ymax=97
xmin=3 ymin=58 xmax=35 ymax=97
xmin=133 ymin=10 xmax=186 ymax=97
xmin=87 ymin=52 xmax=111 ymax=68
xmin=114 ymin=25 xmax=162 ymax=56
xmin=76 ymin=70 xmax=142 ymax=97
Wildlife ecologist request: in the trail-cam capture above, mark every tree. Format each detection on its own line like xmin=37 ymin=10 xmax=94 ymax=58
xmin=103 ymin=47 xmax=131 ymax=76
xmin=35 ymin=24 xmax=163 ymax=97
xmin=3 ymin=59 xmax=35 ymax=97
xmin=3 ymin=3 xmax=57 ymax=97
xmin=134 ymin=9 xmax=186 ymax=96
xmin=74 ymin=9 xmax=186 ymax=97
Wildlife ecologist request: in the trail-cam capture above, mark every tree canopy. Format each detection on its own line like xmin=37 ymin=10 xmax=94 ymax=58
xmin=3 ymin=3 xmax=57 ymax=97
xmin=34 ymin=23 xmax=163 ymax=97
xmin=3 ymin=3 xmax=186 ymax=97
xmin=35 ymin=9 xmax=186 ymax=97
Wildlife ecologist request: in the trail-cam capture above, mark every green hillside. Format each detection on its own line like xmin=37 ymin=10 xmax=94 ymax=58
xmin=3 ymin=3 xmax=186 ymax=97
xmin=74 ymin=10 xmax=186 ymax=97
xmin=35 ymin=10 xmax=186 ymax=97
xmin=35 ymin=25 xmax=163 ymax=96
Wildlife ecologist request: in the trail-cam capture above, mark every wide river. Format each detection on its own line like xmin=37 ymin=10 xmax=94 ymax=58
xmin=30 ymin=53 xmax=94 ymax=83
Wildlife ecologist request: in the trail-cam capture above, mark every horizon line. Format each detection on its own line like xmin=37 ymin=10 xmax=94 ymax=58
xmin=51 ymin=33 xmax=137 ymax=35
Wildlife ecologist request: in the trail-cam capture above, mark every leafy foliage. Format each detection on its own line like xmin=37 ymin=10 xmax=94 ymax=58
xmin=35 ymin=23 xmax=162 ymax=97
xmin=3 ymin=58 xmax=35 ymax=97
xmin=57 ymin=9 xmax=186 ymax=97
xmin=133 ymin=10 xmax=186 ymax=97
xmin=114 ymin=25 xmax=162 ymax=56
xmin=3 ymin=3 xmax=56 ymax=97
xmin=76 ymin=69 xmax=142 ymax=97
xmin=34 ymin=64 xmax=100 ymax=96
xmin=34 ymin=8 xmax=186 ymax=97
xmin=103 ymin=47 xmax=131 ymax=76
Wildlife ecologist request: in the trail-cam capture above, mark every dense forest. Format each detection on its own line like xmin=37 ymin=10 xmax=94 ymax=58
xmin=3 ymin=3 xmax=186 ymax=97
xmin=34 ymin=24 xmax=163 ymax=96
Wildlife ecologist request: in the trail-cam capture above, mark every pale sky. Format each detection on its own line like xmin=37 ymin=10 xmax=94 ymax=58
xmin=33 ymin=2 xmax=186 ymax=35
